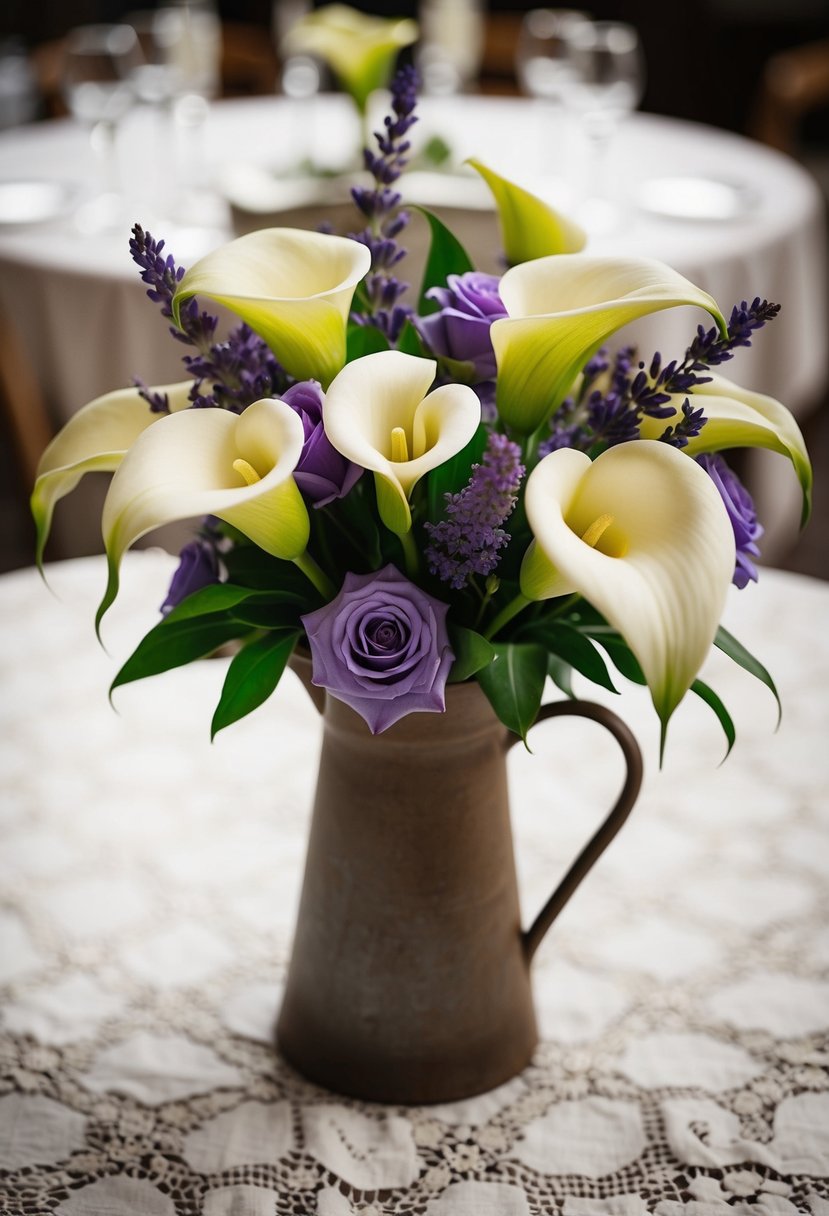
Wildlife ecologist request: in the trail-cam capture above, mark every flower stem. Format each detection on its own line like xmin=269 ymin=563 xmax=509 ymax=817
xmin=293 ymin=551 xmax=336 ymax=601
xmin=399 ymin=527 xmax=420 ymax=579
xmin=484 ymin=593 xmax=531 ymax=640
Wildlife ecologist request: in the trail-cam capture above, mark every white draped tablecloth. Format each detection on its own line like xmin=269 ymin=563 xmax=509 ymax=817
xmin=1 ymin=551 xmax=828 ymax=1214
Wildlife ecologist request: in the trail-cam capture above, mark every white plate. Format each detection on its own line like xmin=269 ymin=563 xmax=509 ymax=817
xmin=637 ymin=175 xmax=754 ymax=221
xmin=0 ymin=179 xmax=75 ymax=225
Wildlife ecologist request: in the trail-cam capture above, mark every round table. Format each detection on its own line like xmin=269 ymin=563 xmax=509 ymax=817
xmin=0 ymin=94 xmax=825 ymax=554
xmin=1 ymin=551 xmax=828 ymax=1212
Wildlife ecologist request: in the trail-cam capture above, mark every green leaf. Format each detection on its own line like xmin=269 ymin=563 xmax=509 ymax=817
xmin=162 ymin=583 xmax=291 ymax=624
xmin=111 ymin=615 xmax=249 ymax=693
xmin=592 ymin=634 xmax=647 ymax=686
xmin=691 ymin=678 xmax=736 ymax=761
xmin=521 ymin=621 xmax=617 ymax=693
xmin=548 ymin=654 xmax=574 ymax=699
xmin=477 ymin=642 xmax=548 ymax=744
xmin=222 ymin=548 xmax=322 ymax=598
xmin=396 ymin=318 xmax=428 ymax=357
xmin=347 ymin=324 xmax=390 ymax=362
xmin=426 ymin=422 xmax=489 ymax=523
xmin=230 ymin=603 xmax=304 ymax=629
xmin=447 ymin=624 xmax=495 ymax=683
xmin=715 ymin=625 xmax=781 ymax=726
xmin=211 ymin=629 xmax=299 ymax=738
xmin=413 ymin=206 xmax=474 ymax=314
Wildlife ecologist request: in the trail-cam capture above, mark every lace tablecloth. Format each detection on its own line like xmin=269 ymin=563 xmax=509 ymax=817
xmin=1 ymin=553 xmax=828 ymax=1215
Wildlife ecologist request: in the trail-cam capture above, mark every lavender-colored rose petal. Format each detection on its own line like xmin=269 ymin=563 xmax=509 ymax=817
xmin=416 ymin=271 xmax=506 ymax=382
xmin=697 ymin=452 xmax=763 ymax=588
xmin=302 ymin=565 xmax=453 ymax=733
xmin=282 ymin=380 xmax=363 ymax=507
xmin=160 ymin=539 xmax=219 ymax=615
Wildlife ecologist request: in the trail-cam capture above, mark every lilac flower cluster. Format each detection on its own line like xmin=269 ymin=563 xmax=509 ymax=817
xmin=129 ymin=224 xmax=286 ymax=413
xmin=540 ymin=297 xmax=779 ymax=458
xmin=425 ymin=433 xmax=525 ymax=590
xmin=349 ymin=65 xmax=419 ymax=342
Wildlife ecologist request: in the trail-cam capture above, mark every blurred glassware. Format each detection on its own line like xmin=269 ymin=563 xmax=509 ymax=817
xmin=417 ymin=0 xmax=484 ymax=96
xmin=515 ymin=9 xmax=589 ymax=103
xmin=562 ymin=19 xmax=645 ymax=230
xmin=0 ymin=39 xmax=38 ymax=129
xmin=60 ymin=24 xmax=142 ymax=230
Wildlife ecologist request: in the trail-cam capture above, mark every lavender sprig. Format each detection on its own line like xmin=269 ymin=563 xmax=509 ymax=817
xmin=425 ymin=433 xmax=525 ymax=591
xmin=349 ymin=65 xmax=419 ymax=342
xmin=129 ymin=223 xmax=286 ymax=413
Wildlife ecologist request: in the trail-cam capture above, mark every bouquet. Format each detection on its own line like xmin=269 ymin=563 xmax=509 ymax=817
xmin=32 ymin=68 xmax=811 ymax=757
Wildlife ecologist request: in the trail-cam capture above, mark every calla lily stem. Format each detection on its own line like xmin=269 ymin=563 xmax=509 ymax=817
xmin=484 ymin=593 xmax=531 ymax=640
xmin=399 ymin=527 xmax=420 ymax=580
xmin=293 ymin=551 xmax=336 ymax=601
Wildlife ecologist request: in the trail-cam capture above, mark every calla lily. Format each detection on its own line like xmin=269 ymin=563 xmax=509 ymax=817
xmin=491 ymin=256 xmax=726 ymax=434
xmin=323 ymin=350 xmax=481 ymax=535
xmin=31 ymin=381 xmax=192 ymax=568
xmin=520 ymin=440 xmax=735 ymax=738
xmin=466 ymin=158 xmax=586 ymax=263
xmin=98 ymin=398 xmax=310 ymax=626
xmin=638 ymin=371 xmax=813 ymax=526
xmin=172 ymin=229 xmax=371 ymax=389
xmin=282 ymin=4 xmax=418 ymax=112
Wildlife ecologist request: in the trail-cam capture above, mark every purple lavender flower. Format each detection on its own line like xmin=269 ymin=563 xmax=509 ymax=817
xmin=302 ymin=565 xmax=453 ymax=733
xmin=160 ymin=538 xmax=220 ymax=615
xmin=282 ymin=380 xmax=362 ymax=507
xmin=416 ymin=272 xmax=507 ymax=380
xmin=425 ymin=433 xmax=525 ymax=590
xmin=698 ymin=453 xmax=763 ymax=589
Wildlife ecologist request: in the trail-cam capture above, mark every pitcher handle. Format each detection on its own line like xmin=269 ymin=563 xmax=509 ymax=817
xmin=506 ymin=701 xmax=643 ymax=964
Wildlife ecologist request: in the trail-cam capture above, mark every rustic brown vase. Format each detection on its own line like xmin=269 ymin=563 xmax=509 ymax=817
xmin=277 ymin=656 xmax=642 ymax=1105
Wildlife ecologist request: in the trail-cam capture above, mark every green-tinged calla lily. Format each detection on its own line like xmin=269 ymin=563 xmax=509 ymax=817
xmin=639 ymin=371 xmax=813 ymax=526
xmin=172 ymin=229 xmax=371 ymax=389
xmin=97 ymin=398 xmax=310 ymax=627
xmin=282 ymin=4 xmax=418 ymax=112
xmin=31 ymin=381 xmax=193 ymax=568
xmin=323 ymin=350 xmax=481 ymax=535
xmin=492 ymin=255 xmax=726 ymax=434
xmin=520 ymin=441 xmax=735 ymax=739
xmin=466 ymin=158 xmax=586 ymax=263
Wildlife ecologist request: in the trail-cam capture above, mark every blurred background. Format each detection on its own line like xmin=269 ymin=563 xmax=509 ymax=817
xmin=1 ymin=0 xmax=827 ymax=578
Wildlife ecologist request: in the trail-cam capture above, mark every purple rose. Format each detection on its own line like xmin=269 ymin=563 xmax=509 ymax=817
xmin=698 ymin=453 xmax=764 ymax=589
xmin=282 ymin=380 xmax=362 ymax=508
xmin=160 ymin=538 xmax=220 ymax=615
xmin=416 ymin=272 xmax=507 ymax=380
xmin=301 ymin=565 xmax=454 ymax=733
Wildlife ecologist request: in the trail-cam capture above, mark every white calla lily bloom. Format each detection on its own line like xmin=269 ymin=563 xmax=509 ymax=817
xmin=172 ymin=228 xmax=371 ymax=389
xmin=97 ymin=398 xmax=310 ymax=626
xmin=31 ymin=381 xmax=193 ymax=567
xmin=639 ymin=371 xmax=812 ymax=525
xmin=492 ymin=256 xmax=725 ymax=434
xmin=520 ymin=441 xmax=735 ymax=737
xmin=323 ymin=350 xmax=481 ymax=535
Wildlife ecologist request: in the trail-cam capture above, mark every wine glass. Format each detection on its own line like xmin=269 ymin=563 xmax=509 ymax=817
xmin=514 ymin=9 xmax=590 ymax=180
xmin=61 ymin=24 xmax=142 ymax=229
xmin=562 ymin=20 xmax=645 ymax=230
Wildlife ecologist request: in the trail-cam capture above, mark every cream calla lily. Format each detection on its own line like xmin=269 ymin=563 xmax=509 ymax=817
xmin=466 ymin=158 xmax=586 ymax=263
xmin=639 ymin=371 xmax=813 ymax=525
xmin=492 ymin=255 xmax=726 ymax=434
xmin=323 ymin=350 xmax=481 ymax=535
xmin=172 ymin=229 xmax=371 ymax=389
xmin=31 ymin=381 xmax=193 ymax=567
xmin=97 ymin=398 xmax=309 ymax=626
xmin=282 ymin=4 xmax=418 ymax=112
xmin=520 ymin=441 xmax=735 ymax=736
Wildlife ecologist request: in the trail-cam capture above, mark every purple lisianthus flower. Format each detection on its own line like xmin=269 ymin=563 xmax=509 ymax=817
xmin=282 ymin=380 xmax=362 ymax=508
xmin=698 ymin=453 xmax=763 ymax=589
xmin=416 ymin=271 xmax=507 ymax=380
xmin=301 ymin=565 xmax=454 ymax=733
xmin=160 ymin=538 xmax=220 ymax=615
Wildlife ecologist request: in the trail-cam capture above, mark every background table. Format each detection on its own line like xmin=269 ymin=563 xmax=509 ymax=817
xmin=1 ymin=552 xmax=828 ymax=1213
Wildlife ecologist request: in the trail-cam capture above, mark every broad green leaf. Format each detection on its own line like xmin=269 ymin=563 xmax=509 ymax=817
xmin=111 ymin=615 xmax=248 ymax=693
xmin=412 ymin=206 xmax=475 ymax=314
xmin=211 ymin=629 xmax=299 ymax=738
xmin=230 ymin=603 xmax=303 ymax=629
xmin=447 ymin=624 xmax=495 ymax=683
xmin=162 ymin=583 xmax=284 ymax=624
xmin=592 ymin=634 xmax=646 ymax=686
xmin=222 ymin=547 xmax=318 ymax=596
xmin=691 ymin=678 xmax=736 ymax=762
xmin=715 ymin=625 xmax=781 ymax=726
xmin=396 ymin=318 xmax=428 ymax=357
xmin=548 ymin=654 xmax=574 ymax=699
xmin=477 ymin=642 xmax=548 ymax=744
xmin=521 ymin=620 xmax=618 ymax=693
xmin=426 ymin=422 xmax=489 ymax=523
xmin=347 ymin=323 xmax=390 ymax=362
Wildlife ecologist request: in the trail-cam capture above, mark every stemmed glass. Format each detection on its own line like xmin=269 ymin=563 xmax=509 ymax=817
xmin=562 ymin=19 xmax=645 ymax=230
xmin=61 ymin=24 xmax=142 ymax=230
xmin=514 ymin=9 xmax=590 ymax=179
